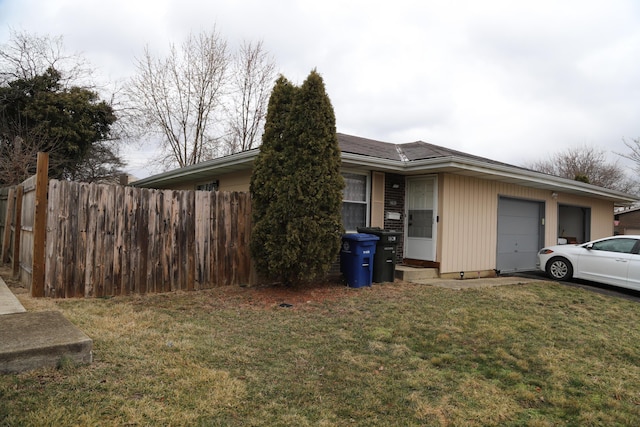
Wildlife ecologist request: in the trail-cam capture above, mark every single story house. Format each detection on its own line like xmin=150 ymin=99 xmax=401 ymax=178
xmin=133 ymin=133 xmax=637 ymax=279
xmin=614 ymin=206 xmax=640 ymax=235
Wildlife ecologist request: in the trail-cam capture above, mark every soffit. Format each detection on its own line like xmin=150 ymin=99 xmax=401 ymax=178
xmin=133 ymin=135 xmax=637 ymax=205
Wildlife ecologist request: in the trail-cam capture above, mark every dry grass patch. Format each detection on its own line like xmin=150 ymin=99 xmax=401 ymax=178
xmin=1 ymin=277 xmax=640 ymax=425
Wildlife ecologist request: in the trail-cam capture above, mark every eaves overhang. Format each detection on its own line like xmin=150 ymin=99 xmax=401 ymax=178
xmin=341 ymin=152 xmax=638 ymax=205
xmin=132 ymin=149 xmax=258 ymax=188
xmin=134 ymin=149 xmax=637 ymax=206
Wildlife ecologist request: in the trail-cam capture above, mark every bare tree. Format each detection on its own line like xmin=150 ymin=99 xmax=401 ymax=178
xmin=0 ymin=28 xmax=92 ymax=88
xmin=619 ymin=137 xmax=640 ymax=172
xmin=0 ymin=122 xmax=68 ymax=186
xmin=126 ymin=30 xmax=230 ymax=170
xmin=66 ymin=140 xmax=126 ymax=184
xmin=0 ymin=133 xmax=41 ymax=186
xmin=526 ymin=145 xmax=637 ymax=194
xmin=223 ymin=41 xmax=276 ymax=155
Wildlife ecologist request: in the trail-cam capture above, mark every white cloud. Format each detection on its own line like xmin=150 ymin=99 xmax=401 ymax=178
xmin=1 ymin=0 xmax=640 ymax=177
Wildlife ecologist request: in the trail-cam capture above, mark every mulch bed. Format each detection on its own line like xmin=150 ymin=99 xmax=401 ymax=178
xmin=1 ymin=266 xmax=401 ymax=310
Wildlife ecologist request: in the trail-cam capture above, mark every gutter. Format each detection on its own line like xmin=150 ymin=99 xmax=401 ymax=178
xmin=134 ymin=148 xmax=637 ymax=205
xmin=132 ymin=149 xmax=259 ymax=188
xmin=343 ymin=152 xmax=637 ymax=204
xmin=422 ymin=156 xmax=637 ymax=203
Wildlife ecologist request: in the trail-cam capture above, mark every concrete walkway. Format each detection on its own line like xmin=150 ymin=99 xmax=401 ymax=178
xmin=0 ymin=274 xmax=93 ymax=374
xmin=0 ymin=274 xmax=27 ymax=315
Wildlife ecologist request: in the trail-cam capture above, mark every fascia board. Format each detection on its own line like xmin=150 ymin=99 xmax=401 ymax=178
xmin=344 ymin=153 xmax=637 ymax=203
xmin=133 ymin=149 xmax=259 ymax=187
xmin=406 ymin=156 xmax=638 ymax=203
xmin=134 ymin=149 xmax=637 ymax=204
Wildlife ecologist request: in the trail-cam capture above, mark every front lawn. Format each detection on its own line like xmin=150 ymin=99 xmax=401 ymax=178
xmin=1 ymin=279 xmax=640 ymax=426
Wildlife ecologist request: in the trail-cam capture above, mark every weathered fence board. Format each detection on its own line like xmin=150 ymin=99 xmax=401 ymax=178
xmin=1 ymin=187 xmax=14 ymax=264
xmin=43 ymin=180 xmax=253 ymax=298
xmin=13 ymin=185 xmax=24 ymax=278
xmin=18 ymin=175 xmax=37 ymax=287
xmin=0 ymin=188 xmax=9 ymax=253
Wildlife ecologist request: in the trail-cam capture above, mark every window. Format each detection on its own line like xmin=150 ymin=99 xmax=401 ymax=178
xmin=590 ymin=238 xmax=639 ymax=254
xmin=196 ymin=180 xmax=219 ymax=191
xmin=342 ymin=172 xmax=369 ymax=231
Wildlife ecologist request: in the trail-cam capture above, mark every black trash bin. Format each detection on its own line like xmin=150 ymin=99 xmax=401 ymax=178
xmin=357 ymin=227 xmax=401 ymax=283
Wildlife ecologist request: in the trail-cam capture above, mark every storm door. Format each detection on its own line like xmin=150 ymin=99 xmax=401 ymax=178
xmin=405 ymin=176 xmax=437 ymax=260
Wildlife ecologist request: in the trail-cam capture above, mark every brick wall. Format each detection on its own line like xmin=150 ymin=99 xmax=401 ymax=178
xmin=383 ymin=173 xmax=406 ymax=261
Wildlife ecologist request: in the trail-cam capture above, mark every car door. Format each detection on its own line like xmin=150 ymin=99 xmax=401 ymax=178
xmin=625 ymin=243 xmax=640 ymax=291
xmin=576 ymin=238 xmax=637 ymax=287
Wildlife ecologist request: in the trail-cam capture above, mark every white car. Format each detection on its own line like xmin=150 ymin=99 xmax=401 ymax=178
xmin=537 ymin=235 xmax=640 ymax=291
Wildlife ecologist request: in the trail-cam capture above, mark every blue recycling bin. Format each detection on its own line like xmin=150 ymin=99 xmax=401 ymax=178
xmin=340 ymin=234 xmax=379 ymax=288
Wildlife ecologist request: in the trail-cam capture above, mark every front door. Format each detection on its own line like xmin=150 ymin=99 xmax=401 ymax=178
xmin=405 ymin=176 xmax=437 ymax=261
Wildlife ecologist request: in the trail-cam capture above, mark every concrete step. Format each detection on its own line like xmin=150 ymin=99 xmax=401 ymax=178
xmin=395 ymin=265 xmax=439 ymax=282
xmin=0 ymin=311 xmax=93 ymax=374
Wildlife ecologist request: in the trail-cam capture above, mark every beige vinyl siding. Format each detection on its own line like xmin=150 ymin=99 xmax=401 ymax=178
xmin=216 ymin=170 xmax=252 ymax=192
xmin=160 ymin=182 xmax=195 ymax=191
xmin=439 ymin=173 xmax=614 ymax=274
xmin=370 ymin=172 xmax=385 ymax=228
xmin=439 ymin=174 xmax=498 ymax=274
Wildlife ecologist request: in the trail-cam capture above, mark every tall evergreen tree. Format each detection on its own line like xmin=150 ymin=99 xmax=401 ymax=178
xmin=250 ymin=76 xmax=296 ymax=278
xmin=250 ymin=70 xmax=344 ymax=284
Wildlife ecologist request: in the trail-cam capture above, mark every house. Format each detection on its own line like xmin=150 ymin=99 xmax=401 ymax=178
xmin=133 ymin=133 xmax=637 ymax=279
xmin=614 ymin=206 xmax=640 ymax=235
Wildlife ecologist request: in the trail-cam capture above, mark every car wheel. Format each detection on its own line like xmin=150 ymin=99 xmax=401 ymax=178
xmin=546 ymin=257 xmax=573 ymax=281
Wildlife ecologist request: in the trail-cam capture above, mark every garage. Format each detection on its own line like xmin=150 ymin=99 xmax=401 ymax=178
xmin=496 ymin=197 xmax=545 ymax=273
xmin=558 ymin=204 xmax=591 ymax=244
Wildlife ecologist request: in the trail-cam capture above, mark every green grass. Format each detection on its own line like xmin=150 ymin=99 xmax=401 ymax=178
xmin=2 ymin=281 xmax=640 ymax=426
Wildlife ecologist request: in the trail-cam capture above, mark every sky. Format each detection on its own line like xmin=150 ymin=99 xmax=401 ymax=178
xmin=1 ymin=0 xmax=640 ymax=179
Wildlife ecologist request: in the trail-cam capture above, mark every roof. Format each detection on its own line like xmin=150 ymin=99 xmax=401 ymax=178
xmin=133 ymin=133 xmax=638 ymax=205
xmin=616 ymin=205 xmax=640 ymax=216
xmin=339 ymin=133 xmax=516 ymax=166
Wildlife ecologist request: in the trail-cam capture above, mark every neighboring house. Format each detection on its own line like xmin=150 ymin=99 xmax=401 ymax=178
xmin=133 ymin=133 xmax=637 ymax=278
xmin=614 ymin=206 xmax=640 ymax=235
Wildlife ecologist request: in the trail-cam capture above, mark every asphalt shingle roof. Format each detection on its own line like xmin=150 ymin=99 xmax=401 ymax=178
xmin=337 ymin=133 xmax=401 ymax=161
xmin=338 ymin=133 xmax=514 ymax=168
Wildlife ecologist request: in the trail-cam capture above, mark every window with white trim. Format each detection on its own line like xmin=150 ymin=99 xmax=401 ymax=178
xmin=342 ymin=172 xmax=369 ymax=232
xmin=196 ymin=180 xmax=219 ymax=191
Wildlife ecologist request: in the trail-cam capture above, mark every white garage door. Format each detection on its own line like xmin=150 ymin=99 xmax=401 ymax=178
xmin=497 ymin=197 xmax=544 ymax=273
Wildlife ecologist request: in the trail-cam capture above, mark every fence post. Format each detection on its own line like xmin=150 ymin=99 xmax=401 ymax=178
xmin=31 ymin=152 xmax=49 ymax=297
xmin=2 ymin=187 xmax=15 ymax=264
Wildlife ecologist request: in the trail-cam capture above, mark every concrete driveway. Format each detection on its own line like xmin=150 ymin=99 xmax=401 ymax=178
xmin=510 ymin=270 xmax=640 ymax=303
xmin=413 ymin=270 xmax=640 ymax=303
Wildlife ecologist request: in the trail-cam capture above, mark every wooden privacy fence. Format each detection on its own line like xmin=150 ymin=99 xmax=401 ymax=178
xmin=45 ymin=180 xmax=253 ymax=298
xmin=1 ymin=153 xmax=255 ymax=298
xmin=1 ymin=153 xmax=48 ymax=295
